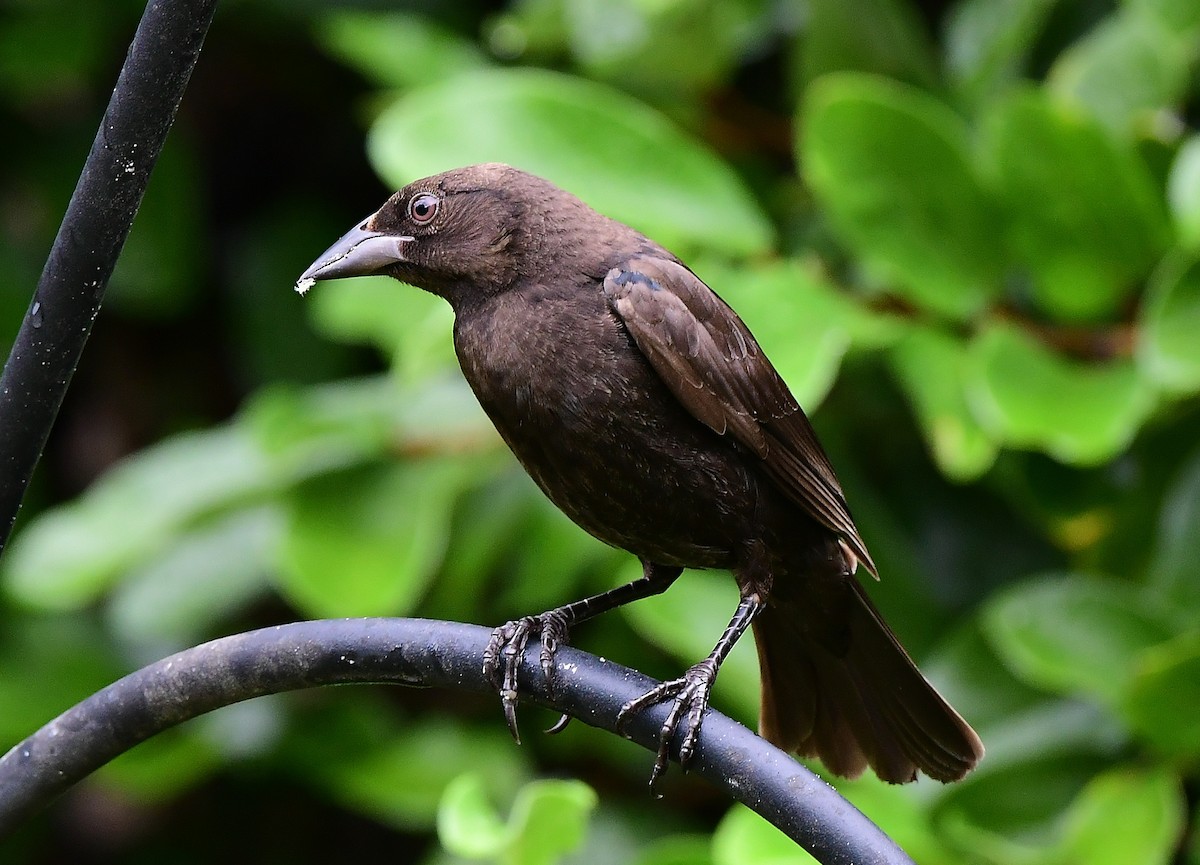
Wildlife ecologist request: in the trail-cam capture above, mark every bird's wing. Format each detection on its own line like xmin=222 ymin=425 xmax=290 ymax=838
xmin=603 ymin=256 xmax=876 ymax=576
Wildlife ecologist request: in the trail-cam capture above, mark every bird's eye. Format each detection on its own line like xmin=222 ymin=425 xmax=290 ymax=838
xmin=407 ymin=193 xmax=440 ymax=225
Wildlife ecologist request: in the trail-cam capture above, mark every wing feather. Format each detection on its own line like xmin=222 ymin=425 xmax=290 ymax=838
xmin=603 ymin=257 xmax=876 ymax=576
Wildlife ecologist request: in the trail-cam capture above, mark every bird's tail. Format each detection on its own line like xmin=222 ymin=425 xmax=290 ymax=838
xmin=752 ymin=579 xmax=983 ymax=783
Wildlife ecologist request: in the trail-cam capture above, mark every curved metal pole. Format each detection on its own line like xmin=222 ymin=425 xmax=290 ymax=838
xmin=0 ymin=0 xmax=218 ymax=553
xmin=0 ymin=618 xmax=913 ymax=865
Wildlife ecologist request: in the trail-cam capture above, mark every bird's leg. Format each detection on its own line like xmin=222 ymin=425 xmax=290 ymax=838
xmin=618 ymin=591 xmax=765 ymax=790
xmin=483 ymin=562 xmax=683 ymax=743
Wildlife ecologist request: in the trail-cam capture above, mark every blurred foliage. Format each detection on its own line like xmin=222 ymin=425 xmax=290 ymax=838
xmin=2 ymin=0 xmax=1200 ymax=862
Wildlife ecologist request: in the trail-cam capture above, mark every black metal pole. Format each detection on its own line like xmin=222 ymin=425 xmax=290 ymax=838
xmin=0 ymin=0 xmax=218 ymax=553
xmin=0 ymin=619 xmax=914 ymax=865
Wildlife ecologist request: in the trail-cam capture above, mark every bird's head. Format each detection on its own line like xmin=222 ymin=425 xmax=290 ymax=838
xmin=296 ymin=163 xmax=576 ymax=309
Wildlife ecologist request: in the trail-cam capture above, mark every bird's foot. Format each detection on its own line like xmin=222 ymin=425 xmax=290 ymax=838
xmin=482 ymin=609 xmax=573 ymax=743
xmin=617 ymin=658 xmax=718 ymax=792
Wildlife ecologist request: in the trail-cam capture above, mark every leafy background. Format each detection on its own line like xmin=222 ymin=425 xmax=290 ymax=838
xmin=2 ymin=0 xmax=1199 ymax=863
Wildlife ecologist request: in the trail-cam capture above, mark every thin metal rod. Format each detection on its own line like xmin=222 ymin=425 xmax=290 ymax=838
xmin=0 ymin=618 xmax=914 ymax=865
xmin=0 ymin=0 xmax=218 ymax=553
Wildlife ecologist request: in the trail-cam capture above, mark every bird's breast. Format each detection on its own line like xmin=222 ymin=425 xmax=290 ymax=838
xmin=451 ymin=287 xmax=746 ymax=567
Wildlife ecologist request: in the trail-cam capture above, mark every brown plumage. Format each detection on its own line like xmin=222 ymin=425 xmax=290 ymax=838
xmin=297 ymin=163 xmax=984 ymax=785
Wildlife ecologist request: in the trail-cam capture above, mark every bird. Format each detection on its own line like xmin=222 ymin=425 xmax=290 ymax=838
xmin=296 ymin=163 xmax=984 ymax=787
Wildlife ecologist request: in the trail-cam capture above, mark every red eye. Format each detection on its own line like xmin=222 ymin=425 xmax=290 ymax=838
xmin=407 ymin=193 xmax=440 ymax=224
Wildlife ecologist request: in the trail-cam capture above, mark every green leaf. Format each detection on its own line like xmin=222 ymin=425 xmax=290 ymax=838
xmin=192 ymin=698 xmax=284 ymax=761
xmin=483 ymin=0 xmax=570 ymax=59
xmin=801 ymin=73 xmax=1002 ymax=319
xmin=244 ymin=378 xmax=393 ymax=469
xmin=981 ymin=90 xmax=1171 ymax=321
xmin=316 ymin=11 xmax=486 ymax=88
xmin=438 ymin=773 xmax=510 ymax=858
xmin=935 ymin=812 xmax=1045 ymax=865
xmin=1047 ymin=10 xmax=1193 ymax=137
xmin=828 ymin=778 xmax=960 ymax=865
xmin=1168 ymin=136 xmax=1200 ymax=250
xmin=499 ymin=491 xmax=620 ymax=615
xmin=920 ymin=622 xmax=1052 ymax=731
xmin=2 ymin=376 xmax=493 ymax=613
xmin=368 ymin=68 xmax=773 ymax=257
xmin=712 ymin=804 xmax=816 ymax=865
xmin=307 ymin=274 xmax=458 ymax=381
xmin=97 ymin=698 xmax=273 ymax=805
xmin=288 ymin=700 xmax=528 ymax=830
xmin=1057 ymin=767 xmax=1184 ymax=865
xmin=1122 ymin=632 xmax=1200 ymax=757
xmin=564 ymin=0 xmax=773 ymax=92
xmin=943 ymin=0 xmax=1057 ymax=107
xmin=105 ymin=508 xmax=278 ymax=645
xmin=431 ymin=471 xmax=542 ymax=621
xmin=965 ymin=322 xmax=1155 ymax=465
xmin=888 ymin=325 xmax=998 ymax=481
xmin=633 ymin=835 xmax=715 ymax=865
xmin=276 ymin=458 xmax=470 ymax=618
xmin=717 ymin=256 xmax=902 ymax=351
xmin=982 ymin=573 xmax=1177 ymax=703
xmin=96 ymin=726 xmax=219 ymax=803
xmin=798 ymin=0 xmax=939 ymax=91
xmin=1128 ymin=0 xmax=1200 ymax=32
xmin=1147 ymin=444 xmax=1200 ymax=609
xmin=438 ymin=774 xmax=598 ymax=865
xmin=0 ymin=616 xmax=125 ymax=745
xmin=243 ymin=375 xmax=497 ymax=475
xmin=2 ymin=427 xmax=278 ymax=610
xmin=503 ymin=777 xmax=598 ymax=865
xmin=952 ymin=697 xmax=1121 ymax=778
xmin=937 ymin=747 xmax=1115 ymax=860
xmin=930 ymin=691 xmax=1123 ymax=851
xmin=1139 ymin=255 xmax=1200 ymax=393
xmin=698 ymin=258 xmax=879 ymax=408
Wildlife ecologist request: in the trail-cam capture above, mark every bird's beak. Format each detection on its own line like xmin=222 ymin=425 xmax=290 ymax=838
xmin=294 ymin=218 xmax=414 ymax=295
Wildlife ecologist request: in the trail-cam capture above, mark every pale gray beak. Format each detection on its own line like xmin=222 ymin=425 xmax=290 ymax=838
xmin=294 ymin=219 xmax=414 ymax=294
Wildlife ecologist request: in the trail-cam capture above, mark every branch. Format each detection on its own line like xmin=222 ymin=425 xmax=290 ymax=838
xmin=0 ymin=0 xmax=218 ymax=553
xmin=0 ymin=619 xmax=914 ymax=865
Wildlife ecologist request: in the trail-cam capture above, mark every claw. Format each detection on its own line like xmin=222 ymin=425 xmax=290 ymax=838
xmin=677 ymin=696 xmax=707 ymax=768
xmin=617 ymin=660 xmax=718 ymax=790
xmin=485 ymin=612 xmax=573 ymax=744
xmin=483 ymin=619 xmax=521 ymax=686
xmin=502 ymin=688 xmax=521 ymax=744
xmin=545 ymin=713 xmax=572 ymax=735
xmin=649 ymin=693 xmax=688 ymax=791
xmin=620 ymin=593 xmax=761 ymax=792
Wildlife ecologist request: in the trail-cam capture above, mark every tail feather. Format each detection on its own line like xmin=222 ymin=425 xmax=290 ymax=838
xmin=753 ymin=579 xmax=983 ymax=784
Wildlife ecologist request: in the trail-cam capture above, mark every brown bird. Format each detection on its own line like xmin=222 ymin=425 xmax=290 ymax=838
xmin=297 ymin=163 xmax=984 ymax=786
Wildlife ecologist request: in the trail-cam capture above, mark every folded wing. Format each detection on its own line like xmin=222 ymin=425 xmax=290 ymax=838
xmin=603 ymin=257 xmax=876 ymax=576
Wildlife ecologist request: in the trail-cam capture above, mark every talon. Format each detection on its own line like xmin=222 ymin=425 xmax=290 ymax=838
xmin=678 ymin=721 xmax=701 ymax=770
xmin=485 ymin=611 xmax=574 ymax=743
xmin=648 ymin=750 xmax=669 ymax=795
xmin=488 ymin=617 xmax=535 ymax=742
xmin=617 ymin=662 xmax=718 ymax=790
xmin=483 ymin=620 xmax=520 ymax=687
xmin=502 ymin=689 xmax=521 ymax=744
xmin=618 ymin=678 xmax=684 ymax=733
xmin=678 ymin=684 xmax=709 ymax=770
xmin=615 ymin=699 xmax=639 ymax=735
xmin=546 ymin=713 xmax=572 ymax=735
